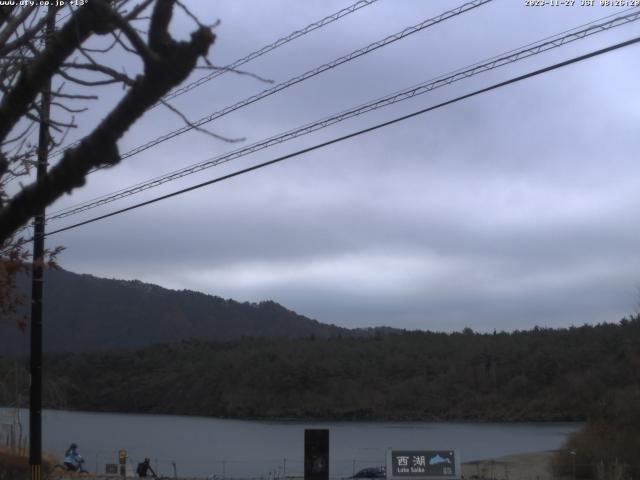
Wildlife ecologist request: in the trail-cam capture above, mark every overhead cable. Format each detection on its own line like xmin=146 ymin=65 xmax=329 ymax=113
xmin=47 ymin=0 xmax=381 ymax=159
xmin=42 ymin=34 xmax=640 ymax=238
xmin=161 ymin=0 xmax=381 ymax=104
xmin=45 ymin=8 xmax=640 ymax=223
xmin=104 ymin=0 xmax=493 ymax=163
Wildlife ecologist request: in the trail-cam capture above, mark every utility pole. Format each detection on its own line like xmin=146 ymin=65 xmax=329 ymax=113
xmin=30 ymin=9 xmax=55 ymax=480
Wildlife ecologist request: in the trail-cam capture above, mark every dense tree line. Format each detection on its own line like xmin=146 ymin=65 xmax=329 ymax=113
xmin=1 ymin=317 xmax=639 ymax=421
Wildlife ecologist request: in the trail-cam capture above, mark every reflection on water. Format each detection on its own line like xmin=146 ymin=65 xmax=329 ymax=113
xmin=1 ymin=408 xmax=581 ymax=478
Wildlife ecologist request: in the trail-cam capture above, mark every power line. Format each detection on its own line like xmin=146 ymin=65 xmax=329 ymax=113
xmin=161 ymin=0 xmax=380 ymax=104
xmin=45 ymin=6 xmax=639 ymax=221
xmin=43 ymin=34 xmax=640 ymax=239
xmin=5 ymin=0 xmax=494 ymax=239
xmin=45 ymin=8 xmax=640 ymax=223
xmin=47 ymin=0 xmax=381 ymax=159
xmin=96 ymin=0 xmax=493 ymax=165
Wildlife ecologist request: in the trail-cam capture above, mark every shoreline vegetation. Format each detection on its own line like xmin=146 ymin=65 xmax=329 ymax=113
xmin=2 ymin=319 xmax=638 ymax=478
xmin=2 ymin=318 xmax=638 ymax=422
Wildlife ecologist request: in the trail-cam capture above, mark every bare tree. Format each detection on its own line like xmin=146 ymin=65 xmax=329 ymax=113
xmin=0 ymin=0 xmax=218 ymax=327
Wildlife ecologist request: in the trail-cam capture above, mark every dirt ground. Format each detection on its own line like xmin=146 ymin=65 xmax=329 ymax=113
xmin=42 ymin=451 xmax=558 ymax=480
xmin=462 ymin=451 xmax=555 ymax=480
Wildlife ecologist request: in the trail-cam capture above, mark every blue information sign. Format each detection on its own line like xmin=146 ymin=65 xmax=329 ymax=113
xmin=386 ymin=450 xmax=461 ymax=480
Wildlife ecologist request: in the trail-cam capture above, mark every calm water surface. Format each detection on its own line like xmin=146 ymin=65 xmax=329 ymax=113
xmin=2 ymin=408 xmax=581 ymax=478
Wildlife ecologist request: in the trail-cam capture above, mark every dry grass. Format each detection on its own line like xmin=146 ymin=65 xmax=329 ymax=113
xmin=462 ymin=451 xmax=554 ymax=480
xmin=0 ymin=446 xmax=58 ymax=480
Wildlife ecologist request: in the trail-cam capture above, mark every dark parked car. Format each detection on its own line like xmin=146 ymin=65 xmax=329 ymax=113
xmin=352 ymin=467 xmax=386 ymax=479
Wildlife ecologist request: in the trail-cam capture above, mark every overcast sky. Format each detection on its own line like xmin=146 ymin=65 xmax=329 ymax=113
xmin=33 ymin=0 xmax=640 ymax=331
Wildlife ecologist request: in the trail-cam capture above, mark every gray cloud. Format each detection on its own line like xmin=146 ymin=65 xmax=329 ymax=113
xmin=43 ymin=0 xmax=640 ymax=332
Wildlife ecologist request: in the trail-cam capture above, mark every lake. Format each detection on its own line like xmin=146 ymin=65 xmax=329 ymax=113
xmin=1 ymin=408 xmax=581 ymax=478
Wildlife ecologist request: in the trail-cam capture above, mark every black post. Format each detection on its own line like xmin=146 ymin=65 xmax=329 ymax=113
xmin=29 ymin=10 xmax=54 ymax=480
xmin=304 ymin=429 xmax=329 ymax=480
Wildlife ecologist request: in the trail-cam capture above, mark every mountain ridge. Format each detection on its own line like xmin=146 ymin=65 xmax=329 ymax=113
xmin=0 ymin=267 xmax=355 ymax=354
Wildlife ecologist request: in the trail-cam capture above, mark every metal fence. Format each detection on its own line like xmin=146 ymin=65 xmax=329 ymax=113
xmin=0 ymin=408 xmax=27 ymax=455
xmin=88 ymin=454 xmax=386 ymax=480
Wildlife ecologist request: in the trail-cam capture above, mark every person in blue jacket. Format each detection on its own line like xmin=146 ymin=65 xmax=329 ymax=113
xmin=63 ymin=443 xmax=83 ymax=471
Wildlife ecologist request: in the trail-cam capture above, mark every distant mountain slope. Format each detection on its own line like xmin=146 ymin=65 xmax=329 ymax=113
xmin=0 ymin=268 xmax=349 ymax=354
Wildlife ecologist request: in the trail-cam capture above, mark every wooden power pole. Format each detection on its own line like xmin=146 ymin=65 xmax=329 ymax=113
xmin=30 ymin=10 xmax=55 ymax=480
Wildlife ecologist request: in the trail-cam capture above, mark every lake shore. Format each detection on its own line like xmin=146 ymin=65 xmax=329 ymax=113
xmin=462 ymin=450 xmax=556 ymax=479
xmin=3 ymin=408 xmax=577 ymax=478
xmin=43 ymin=452 xmax=558 ymax=480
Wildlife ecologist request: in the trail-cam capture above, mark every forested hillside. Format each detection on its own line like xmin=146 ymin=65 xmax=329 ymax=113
xmin=2 ymin=317 xmax=639 ymax=421
xmin=0 ymin=268 xmax=349 ymax=355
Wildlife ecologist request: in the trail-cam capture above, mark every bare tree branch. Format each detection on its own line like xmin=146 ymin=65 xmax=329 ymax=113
xmin=51 ymin=91 xmax=99 ymax=100
xmin=1 ymin=121 xmax=36 ymax=147
xmin=57 ymin=68 xmax=127 ymax=87
xmin=124 ymin=0 xmax=156 ymax=21
xmin=80 ymin=33 xmax=121 ymax=54
xmin=175 ymin=0 xmax=206 ymax=29
xmin=62 ymin=62 xmax=136 ymax=86
xmin=0 ymin=6 xmax=36 ymax=48
xmin=0 ymin=7 xmax=56 ymax=56
xmin=0 ymin=0 xmax=238 ymax=330
xmin=0 ymin=0 xmax=114 ymax=143
xmin=0 ymin=1 xmax=215 ymax=242
xmin=0 ymin=5 xmax=16 ymax=29
xmin=113 ymin=31 xmax=140 ymax=55
xmin=148 ymin=0 xmax=173 ymax=54
xmin=196 ymin=63 xmax=274 ymax=84
xmin=109 ymin=10 xmax=158 ymax=64
xmin=51 ymin=102 xmax=88 ymax=114
xmin=160 ymin=99 xmax=245 ymax=144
